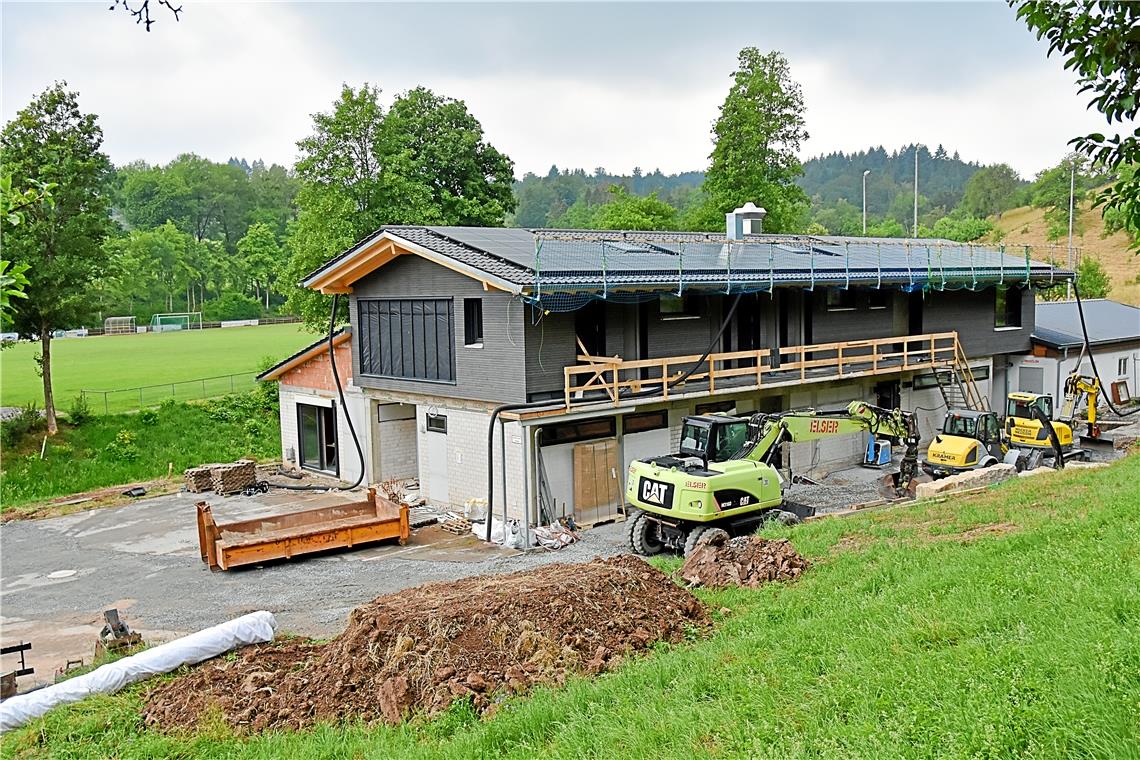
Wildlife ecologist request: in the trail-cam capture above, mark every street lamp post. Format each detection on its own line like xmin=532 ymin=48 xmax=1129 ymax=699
xmin=862 ymin=170 xmax=870 ymax=234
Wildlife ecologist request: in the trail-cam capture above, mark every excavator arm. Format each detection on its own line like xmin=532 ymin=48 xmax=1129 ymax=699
xmin=740 ymin=401 xmax=921 ymax=489
xmin=1060 ymin=372 xmax=1100 ymax=436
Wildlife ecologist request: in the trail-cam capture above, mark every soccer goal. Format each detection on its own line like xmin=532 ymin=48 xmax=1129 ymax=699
xmin=103 ymin=316 xmax=137 ymax=335
xmin=149 ymin=312 xmax=203 ymax=333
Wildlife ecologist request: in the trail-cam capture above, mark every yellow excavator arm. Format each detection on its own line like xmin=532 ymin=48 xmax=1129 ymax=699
xmin=1060 ymin=372 xmax=1101 ymax=436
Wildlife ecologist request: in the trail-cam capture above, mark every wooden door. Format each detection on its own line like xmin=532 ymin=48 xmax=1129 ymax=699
xmin=573 ymin=439 xmax=622 ymax=524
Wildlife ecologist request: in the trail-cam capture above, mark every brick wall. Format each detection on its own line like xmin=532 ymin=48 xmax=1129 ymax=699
xmin=279 ymin=342 xmax=352 ymax=391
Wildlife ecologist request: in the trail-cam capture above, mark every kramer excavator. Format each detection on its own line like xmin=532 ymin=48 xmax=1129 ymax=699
xmin=625 ymin=401 xmax=920 ymax=556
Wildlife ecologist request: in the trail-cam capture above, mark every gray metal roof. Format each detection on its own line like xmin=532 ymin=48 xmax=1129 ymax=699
xmin=1032 ymin=299 xmax=1140 ymax=348
xmin=304 ymin=225 xmax=1073 ymax=300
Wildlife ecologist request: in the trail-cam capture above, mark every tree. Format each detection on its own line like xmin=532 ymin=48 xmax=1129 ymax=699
xmin=591 ymin=187 xmax=678 ymax=230
xmin=237 ymin=222 xmax=281 ymax=308
xmin=285 ymin=83 xmax=516 ymax=328
xmin=1032 ymin=155 xmax=1090 ymax=241
xmin=1011 ymin=1 xmax=1140 ymax=250
xmin=1 ymin=83 xmax=114 ymax=433
xmin=384 ymin=87 xmax=516 ymax=226
xmin=961 ymin=164 xmax=1022 ymax=218
xmin=698 ymin=48 xmax=809 ymax=233
xmin=1039 ymin=255 xmax=1111 ymax=300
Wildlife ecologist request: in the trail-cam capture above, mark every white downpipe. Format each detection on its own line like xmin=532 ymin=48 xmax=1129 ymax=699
xmin=0 ymin=611 xmax=276 ymax=732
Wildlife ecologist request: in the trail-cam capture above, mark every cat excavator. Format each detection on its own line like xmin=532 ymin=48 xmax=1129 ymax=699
xmin=625 ymin=401 xmax=920 ymax=556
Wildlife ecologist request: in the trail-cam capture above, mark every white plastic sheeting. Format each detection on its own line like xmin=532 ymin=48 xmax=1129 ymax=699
xmin=0 ymin=610 xmax=276 ymax=733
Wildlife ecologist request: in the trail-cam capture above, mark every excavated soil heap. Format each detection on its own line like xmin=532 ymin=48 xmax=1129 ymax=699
xmin=142 ymin=555 xmax=708 ymax=733
xmin=679 ymin=533 xmax=809 ymax=588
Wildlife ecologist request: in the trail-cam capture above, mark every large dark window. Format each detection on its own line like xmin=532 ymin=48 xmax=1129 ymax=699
xmin=298 ymin=403 xmax=337 ymax=474
xmin=463 ymin=298 xmax=483 ymax=346
xmin=995 ymin=286 xmax=1022 ymax=328
xmin=358 ymin=298 xmax=455 ymax=382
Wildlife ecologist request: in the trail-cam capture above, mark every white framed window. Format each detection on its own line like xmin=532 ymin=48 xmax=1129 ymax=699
xmin=1119 ymin=357 xmax=1129 ymax=377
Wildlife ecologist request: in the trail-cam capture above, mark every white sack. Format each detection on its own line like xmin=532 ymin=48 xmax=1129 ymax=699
xmin=0 ymin=610 xmax=276 ymax=733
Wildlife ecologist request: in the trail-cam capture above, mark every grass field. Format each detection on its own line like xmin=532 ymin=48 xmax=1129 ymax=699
xmin=4 ymin=455 xmax=1137 ymax=759
xmin=0 ymin=392 xmax=281 ymax=511
xmin=0 ymin=324 xmax=314 ymax=414
xmin=991 ymin=201 xmax=1140 ymax=306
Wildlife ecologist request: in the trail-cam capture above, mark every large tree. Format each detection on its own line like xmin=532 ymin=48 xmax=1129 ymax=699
xmin=696 ymin=48 xmax=809 ymax=233
xmin=284 ymin=83 xmax=516 ymax=328
xmin=1010 ymin=1 xmax=1140 ymax=248
xmin=961 ymin=163 xmax=1023 ymax=218
xmin=1 ymin=83 xmax=114 ymax=432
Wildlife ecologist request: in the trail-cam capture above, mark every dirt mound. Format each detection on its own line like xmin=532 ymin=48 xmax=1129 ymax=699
xmin=142 ymin=555 xmax=708 ymax=733
xmin=678 ymin=533 xmax=809 ymax=588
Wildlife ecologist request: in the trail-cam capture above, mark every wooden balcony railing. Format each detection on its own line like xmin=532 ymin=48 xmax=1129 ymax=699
xmin=564 ymin=331 xmax=963 ymax=409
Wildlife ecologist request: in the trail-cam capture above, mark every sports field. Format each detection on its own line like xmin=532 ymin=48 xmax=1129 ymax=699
xmin=1 ymin=324 xmax=315 ymax=414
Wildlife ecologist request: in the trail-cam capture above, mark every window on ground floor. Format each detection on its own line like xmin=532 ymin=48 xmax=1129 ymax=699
xmin=623 ymin=409 xmax=669 ymax=434
xmin=298 ymin=403 xmax=338 ymax=474
xmin=542 ymin=417 xmax=616 ymax=445
xmin=1119 ymin=357 xmax=1128 ymax=377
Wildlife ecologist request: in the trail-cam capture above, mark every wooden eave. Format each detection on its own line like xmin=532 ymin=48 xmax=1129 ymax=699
xmin=303 ymin=233 xmax=521 ymax=295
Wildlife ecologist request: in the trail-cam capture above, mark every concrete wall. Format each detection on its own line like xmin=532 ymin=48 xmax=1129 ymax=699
xmin=375 ymin=403 xmax=417 ymax=480
xmin=350 ymin=255 xmax=528 ymax=403
xmin=1008 ymin=341 xmax=1140 ymax=410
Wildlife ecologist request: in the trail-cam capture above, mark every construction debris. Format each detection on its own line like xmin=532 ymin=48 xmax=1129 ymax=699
xmin=95 ymin=609 xmax=143 ymax=658
xmin=141 ymin=555 xmax=709 ymax=733
xmin=679 ymin=533 xmax=809 ymax=589
xmin=439 ymin=514 xmax=472 ymax=535
xmin=914 ymin=463 xmax=1017 ymax=499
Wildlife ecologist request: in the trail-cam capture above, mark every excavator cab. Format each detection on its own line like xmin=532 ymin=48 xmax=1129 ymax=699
xmin=678 ymin=415 xmax=749 ymax=467
xmin=922 ymin=409 xmax=1006 ymax=478
xmin=1005 ymin=392 xmax=1074 ymax=450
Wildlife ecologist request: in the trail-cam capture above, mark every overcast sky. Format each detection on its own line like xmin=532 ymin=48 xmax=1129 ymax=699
xmin=1 ymin=1 xmax=1129 ymax=180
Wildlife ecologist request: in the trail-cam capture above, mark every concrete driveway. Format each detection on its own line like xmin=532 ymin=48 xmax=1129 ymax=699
xmin=0 ymin=488 xmax=627 ymax=689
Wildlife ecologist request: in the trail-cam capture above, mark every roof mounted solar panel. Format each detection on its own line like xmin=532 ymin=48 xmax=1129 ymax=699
xmin=602 ymin=241 xmax=679 ymax=255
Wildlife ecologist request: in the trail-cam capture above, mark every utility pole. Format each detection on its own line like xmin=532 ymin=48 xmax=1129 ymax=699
xmin=913 ymin=146 xmax=919 ymax=236
xmin=862 ymin=170 xmax=870 ymax=234
xmin=1067 ymin=161 xmax=1075 ymax=300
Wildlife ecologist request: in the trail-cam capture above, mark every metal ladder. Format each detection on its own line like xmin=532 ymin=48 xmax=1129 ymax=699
xmin=935 ymin=336 xmax=987 ymax=411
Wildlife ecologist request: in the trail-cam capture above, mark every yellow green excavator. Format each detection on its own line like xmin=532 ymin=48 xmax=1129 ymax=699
xmin=625 ymin=401 xmax=920 ymax=556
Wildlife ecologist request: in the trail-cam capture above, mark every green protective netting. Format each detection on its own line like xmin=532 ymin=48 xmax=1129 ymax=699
xmin=523 ymin=233 xmax=1070 ymax=313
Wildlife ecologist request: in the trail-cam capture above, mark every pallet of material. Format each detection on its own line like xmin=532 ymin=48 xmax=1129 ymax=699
xmin=210 ymin=460 xmax=257 ymax=495
xmin=196 ymin=487 xmax=410 ymax=571
xmin=439 ymin=517 xmax=472 ymax=535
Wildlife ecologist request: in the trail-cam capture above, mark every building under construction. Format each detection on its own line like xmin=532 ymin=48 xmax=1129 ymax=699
xmin=261 ymin=205 xmax=1073 ymax=528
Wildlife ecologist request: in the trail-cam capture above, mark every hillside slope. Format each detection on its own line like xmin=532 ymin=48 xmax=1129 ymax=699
xmin=991 ymin=202 xmax=1138 ymax=305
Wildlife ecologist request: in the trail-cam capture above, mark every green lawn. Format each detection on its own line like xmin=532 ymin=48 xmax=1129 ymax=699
xmin=1 ymin=324 xmax=314 ymax=413
xmin=3 ymin=456 xmax=1137 ymax=759
xmin=0 ymin=392 xmax=281 ymax=511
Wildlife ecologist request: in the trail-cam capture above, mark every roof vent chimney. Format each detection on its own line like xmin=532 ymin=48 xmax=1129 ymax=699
xmin=726 ymin=202 xmax=767 ymax=240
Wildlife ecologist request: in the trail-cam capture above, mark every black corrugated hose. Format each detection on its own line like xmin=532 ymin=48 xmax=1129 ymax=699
xmin=263 ymin=294 xmax=365 ymax=491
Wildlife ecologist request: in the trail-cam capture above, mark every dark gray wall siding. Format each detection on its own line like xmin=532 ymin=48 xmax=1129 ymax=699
xmin=350 ymin=256 xmax=528 ymax=403
xmin=523 ymin=311 xmax=577 ymax=396
xmin=522 ymin=297 xmax=724 ymax=397
xmin=921 ymin=287 xmax=1034 ymax=357
xmin=811 ymin=289 xmax=898 ymax=344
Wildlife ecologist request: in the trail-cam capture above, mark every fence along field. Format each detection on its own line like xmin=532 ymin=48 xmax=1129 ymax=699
xmin=1 ymin=323 xmax=314 ymax=415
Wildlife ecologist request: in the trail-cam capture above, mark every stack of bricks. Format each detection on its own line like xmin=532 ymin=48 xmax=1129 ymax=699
xmin=184 ymin=466 xmax=218 ymax=493
xmin=210 ymin=460 xmax=257 ymax=495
